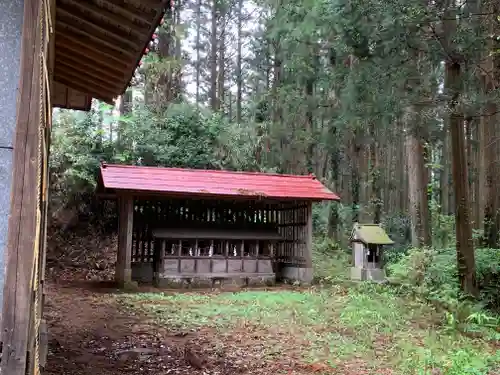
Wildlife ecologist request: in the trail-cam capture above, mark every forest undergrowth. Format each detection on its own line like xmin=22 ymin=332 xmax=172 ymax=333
xmin=45 ymin=213 xmax=500 ymax=375
xmin=119 ymin=251 xmax=500 ymax=375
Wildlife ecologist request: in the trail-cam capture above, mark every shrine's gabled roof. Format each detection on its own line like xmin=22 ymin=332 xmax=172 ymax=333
xmin=99 ymin=163 xmax=340 ymax=201
xmin=350 ymin=224 xmax=394 ymax=245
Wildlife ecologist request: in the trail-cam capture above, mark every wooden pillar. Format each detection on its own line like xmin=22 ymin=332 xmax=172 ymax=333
xmin=116 ymin=196 xmax=133 ymax=286
xmin=304 ymin=201 xmax=313 ymax=282
xmin=1 ymin=0 xmax=46 ymax=374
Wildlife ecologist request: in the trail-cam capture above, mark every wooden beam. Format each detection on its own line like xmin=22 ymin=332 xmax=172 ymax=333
xmin=116 ymin=196 xmax=134 ymax=286
xmin=99 ymin=0 xmax=155 ymax=24
xmin=55 ymin=60 xmax=123 ymax=91
xmin=55 ymin=48 xmax=127 ymax=82
xmin=60 ymin=0 xmax=148 ymax=36
xmin=53 ymin=81 xmax=92 ymax=111
xmin=53 ymin=76 xmax=114 ymax=104
xmin=56 ymin=21 xmax=135 ymax=58
xmin=48 ymin=0 xmax=56 ymax=91
xmin=126 ymin=0 xmax=166 ymax=11
xmin=55 ymin=33 xmax=129 ymax=71
xmin=1 ymin=0 xmax=41 ymax=373
xmin=96 ymin=192 xmax=118 ymax=200
xmin=56 ymin=8 xmax=141 ymax=51
xmin=305 ymin=202 xmax=313 ymax=282
xmin=54 ymin=71 xmax=116 ymax=102
xmin=55 ymin=67 xmax=120 ymax=97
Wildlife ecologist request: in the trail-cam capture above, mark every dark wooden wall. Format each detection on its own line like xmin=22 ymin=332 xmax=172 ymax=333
xmin=276 ymin=203 xmax=309 ymax=268
xmin=131 ymin=197 xmax=310 ymax=268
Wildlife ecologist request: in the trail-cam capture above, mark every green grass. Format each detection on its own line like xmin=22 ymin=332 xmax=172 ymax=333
xmin=118 ymin=283 xmax=500 ymax=375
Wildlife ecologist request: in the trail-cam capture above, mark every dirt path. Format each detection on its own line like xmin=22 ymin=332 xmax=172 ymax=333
xmin=44 ymin=281 xmax=209 ymax=375
xmin=43 ymin=280 xmax=320 ymax=375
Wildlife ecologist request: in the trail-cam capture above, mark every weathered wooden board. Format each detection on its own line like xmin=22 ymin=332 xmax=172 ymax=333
xmin=1 ymin=1 xmax=53 ymax=374
xmin=152 ymin=228 xmax=283 ymax=240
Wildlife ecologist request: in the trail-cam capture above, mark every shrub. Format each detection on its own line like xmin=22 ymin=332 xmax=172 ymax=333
xmin=475 ymin=248 xmax=500 ymax=312
xmin=312 ymin=237 xmax=351 ymax=283
xmin=387 ymin=247 xmax=500 ymax=313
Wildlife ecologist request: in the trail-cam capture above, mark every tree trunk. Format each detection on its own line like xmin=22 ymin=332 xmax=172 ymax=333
xmin=217 ymin=2 xmax=226 ymax=114
xmin=397 ymin=127 xmax=407 ymax=212
xmin=484 ymin=88 xmax=498 ymax=247
xmin=272 ymin=45 xmax=281 ymax=124
xmin=352 ymin=131 xmax=362 ymax=223
xmin=327 ymin=129 xmax=340 ymax=240
xmin=440 ymin=122 xmax=450 ymax=215
xmin=477 ymin=84 xmax=486 ymax=233
xmin=370 ymin=123 xmax=382 ymax=224
xmin=305 ymin=51 xmax=318 ymax=174
xmin=173 ymin=1 xmax=183 ymax=101
xmin=236 ymin=0 xmax=243 ymax=123
xmin=210 ymin=0 xmax=218 ymax=110
xmin=153 ymin=11 xmax=175 ymax=107
xmin=195 ymin=0 xmax=201 ymax=105
xmin=405 ymin=109 xmax=431 ymax=248
xmin=305 ymin=83 xmax=314 ymax=174
xmin=447 ymin=61 xmax=478 ymax=296
xmin=358 ymin=137 xmax=370 ymax=223
xmin=118 ymin=89 xmax=132 ymax=152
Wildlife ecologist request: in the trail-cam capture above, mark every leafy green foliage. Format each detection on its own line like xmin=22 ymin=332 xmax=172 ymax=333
xmin=387 ymin=247 xmax=500 ymax=319
xmin=312 ymin=237 xmax=351 ymax=283
xmin=50 ymin=102 xmax=260 ymax=214
xmin=50 ymin=108 xmax=114 ymax=211
xmin=117 ymin=103 xmax=226 ymax=168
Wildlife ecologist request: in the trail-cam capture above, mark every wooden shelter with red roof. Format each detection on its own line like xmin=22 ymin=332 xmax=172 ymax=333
xmin=99 ymin=164 xmax=339 ymax=287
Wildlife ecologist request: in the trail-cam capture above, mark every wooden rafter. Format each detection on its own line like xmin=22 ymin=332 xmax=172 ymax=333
xmin=55 ymin=34 xmax=129 ymax=70
xmin=55 ymin=51 xmax=126 ymax=82
xmin=54 ymin=68 xmax=118 ymax=99
xmin=53 ymin=0 xmax=169 ymax=108
xmin=54 ymin=76 xmax=114 ymax=104
xmin=55 ymin=60 xmax=123 ymax=89
xmin=98 ymin=0 xmax=156 ymax=24
xmin=56 ymin=10 xmax=140 ymax=52
xmin=56 ymin=22 xmax=133 ymax=57
xmin=58 ymin=0 xmax=148 ymax=36
xmin=127 ymin=0 xmax=165 ymax=10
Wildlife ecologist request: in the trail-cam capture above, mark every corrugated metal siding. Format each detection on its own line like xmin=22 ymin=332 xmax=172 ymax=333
xmin=100 ymin=164 xmax=340 ymax=201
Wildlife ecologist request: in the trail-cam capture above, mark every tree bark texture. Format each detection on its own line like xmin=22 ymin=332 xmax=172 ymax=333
xmin=447 ymin=61 xmax=478 ymax=296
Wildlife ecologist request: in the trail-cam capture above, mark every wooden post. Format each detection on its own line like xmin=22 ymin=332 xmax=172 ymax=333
xmin=177 ymin=239 xmax=182 ymax=273
xmin=1 ymin=1 xmax=45 ymax=373
xmin=194 ymin=239 xmax=199 ymax=273
xmin=225 ymin=241 xmax=229 ymax=272
xmin=304 ymin=201 xmax=313 ymax=283
xmin=240 ymin=240 xmax=244 ymax=271
xmin=255 ymin=240 xmax=259 ymax=272
xmin=116 ymin=196 xmax=133 ymax=286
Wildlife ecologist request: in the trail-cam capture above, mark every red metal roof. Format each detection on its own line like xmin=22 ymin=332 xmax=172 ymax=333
xmin=99 ymin=164 xmax=340 ymax=201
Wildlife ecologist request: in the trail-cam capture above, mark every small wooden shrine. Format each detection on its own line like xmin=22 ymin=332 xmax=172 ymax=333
xmin=350 ymin=223 xmax=394 ymax=282
xmin=98 ymin=164 xmax=339 ymax=287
